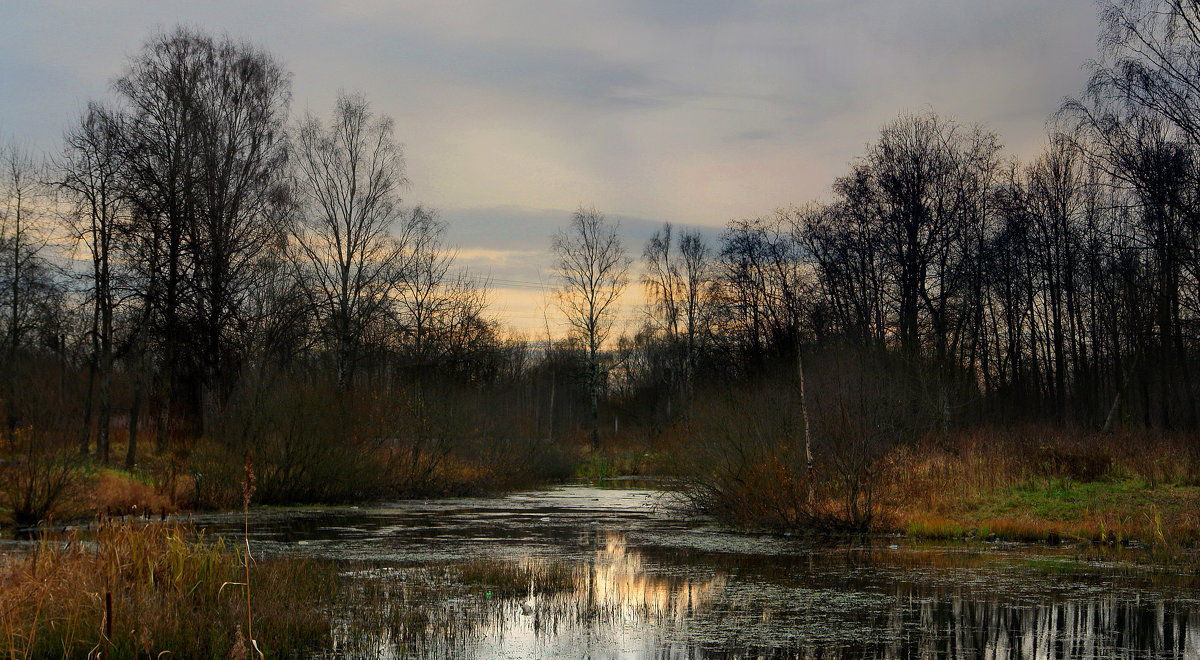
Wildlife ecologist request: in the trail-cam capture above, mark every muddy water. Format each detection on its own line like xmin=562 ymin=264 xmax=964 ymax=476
xmin=194 ymin=485 xmax=1200 ymax=659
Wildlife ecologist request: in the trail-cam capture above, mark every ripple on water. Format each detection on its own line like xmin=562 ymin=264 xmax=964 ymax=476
xmin=189 ymin=485 xmax=1200 ymax=659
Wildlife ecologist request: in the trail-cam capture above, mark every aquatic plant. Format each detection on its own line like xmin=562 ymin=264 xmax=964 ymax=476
xmin=0 ymin=520 xmax=334 ymax=658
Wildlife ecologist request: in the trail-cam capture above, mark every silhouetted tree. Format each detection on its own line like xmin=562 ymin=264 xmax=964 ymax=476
xmin=293 ymin=92 xmax=407 ymax=388
xmin=58 ymin=105 xmax=125 ymax=463
xmin=553 ymin=207 xmax=629 ymax=450
xmin=115 ymin=27 xmax=291 ymax=441
xmin=0 ymin=142 xmax=54 ymax=448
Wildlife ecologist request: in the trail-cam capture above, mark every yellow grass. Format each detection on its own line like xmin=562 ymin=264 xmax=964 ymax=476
xmin=0 ymin=520 xmax=334 ymax=658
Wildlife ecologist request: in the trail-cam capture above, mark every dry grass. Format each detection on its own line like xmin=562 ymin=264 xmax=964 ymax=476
xmin=676 ymin=420 xmax=1200 ymax=550
xmin=452 ymin=557 xmax=579 ymax=597
xmin=0 ymin=520 xmax=335 ymax=659
xmin=880 ymin=427 xmax=1200 ymax=548
xmin=84 ymin=469 xmax=177 ymax=517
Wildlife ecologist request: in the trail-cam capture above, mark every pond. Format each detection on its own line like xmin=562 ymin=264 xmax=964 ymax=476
xmin=192 ymin=485 xmax=1200 ymax=659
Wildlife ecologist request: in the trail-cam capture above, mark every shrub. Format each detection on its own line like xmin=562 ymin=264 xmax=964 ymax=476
xmin=0 ymin=426 xmax=83 ymax=527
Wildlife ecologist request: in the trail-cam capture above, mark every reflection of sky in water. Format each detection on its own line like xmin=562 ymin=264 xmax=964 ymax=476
xmin=464 ymin=532 xmax=727 ymax=659
xmin=191 ymin=486 xmax=1200 ymax=659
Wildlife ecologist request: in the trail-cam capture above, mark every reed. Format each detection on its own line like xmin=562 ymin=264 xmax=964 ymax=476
xmin=678 ymin=419 xmax=1200 ymax=549
xmin=333 ymin=556 xmax=581 ymax=657
xmin=0 ymin=520 xmax=335 ymax=659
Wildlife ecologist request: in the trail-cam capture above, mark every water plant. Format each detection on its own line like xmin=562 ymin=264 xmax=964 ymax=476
xmin=0 ymin=520 xmax=335 ymax=658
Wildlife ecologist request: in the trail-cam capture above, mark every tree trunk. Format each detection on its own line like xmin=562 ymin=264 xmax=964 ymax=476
xmin=127 ymin=375 xmax=142 ymax=470
xmin=156 ymin=362 xmax=172 ymax=455
xmin=590 ymin=372 xmax=600 ymax=452
xmin=1101 ymin=392 xmax=1121 ymax=434
xmin=795 ymin=347 xmax=813 ymax=508
xmin=98 ymin=333 xmax=112 ymax=465
xmin=547 ymin=368 xmax=556 ymax=443
xmin=80 ymin=354 xmax=96 ymax=456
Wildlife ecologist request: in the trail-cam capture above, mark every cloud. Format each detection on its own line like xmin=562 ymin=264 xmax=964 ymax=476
xmin=1 ymin=0 xmax=1101 ymax=331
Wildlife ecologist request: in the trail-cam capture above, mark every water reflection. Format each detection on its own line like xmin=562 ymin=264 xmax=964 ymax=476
xmin=330 ymin=534 xmax=1200 ymax=659
xmin=850 ymin=594 xmax=1200 ymax=660
xmin=459 ymin=531 xmax=727 ymax=659
xmin=188 ymin=486 xmax=1200 ymax=659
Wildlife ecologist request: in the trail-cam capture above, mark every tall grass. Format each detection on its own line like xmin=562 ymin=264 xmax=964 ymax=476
xmin=0 ymin=521 xmax=335 ymax=658
xmin=676 ymin=413 xmax=1200 ymax=548
xmin=334 ymin=557 xmax=580 ymax=657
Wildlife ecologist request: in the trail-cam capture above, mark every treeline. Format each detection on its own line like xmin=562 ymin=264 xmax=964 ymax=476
xmin=0 ymin=27 xmax=581 ymax=514
xmin=617 ymin=1 xmax=1200 ymax=438
xmin=621 ymin=114 xmax=1197 ymax=433
xmin=5 ymin=2 xmax=1200 ymax=521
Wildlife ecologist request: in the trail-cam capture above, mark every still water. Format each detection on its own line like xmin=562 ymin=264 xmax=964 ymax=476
xmin=194 ymin=485 xmax=1200 ymax=659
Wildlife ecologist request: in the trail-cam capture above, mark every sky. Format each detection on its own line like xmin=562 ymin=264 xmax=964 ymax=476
xmin=0 ymin=0 xmax=1101 ymax=334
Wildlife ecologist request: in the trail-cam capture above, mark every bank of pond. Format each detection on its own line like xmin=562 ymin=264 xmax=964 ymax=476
xmin=3 ymin=485 xmax=1200 ymax=659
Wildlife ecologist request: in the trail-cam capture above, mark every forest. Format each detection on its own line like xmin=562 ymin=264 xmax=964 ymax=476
xmin=2 ymin=1 xmax=1200 ymax=541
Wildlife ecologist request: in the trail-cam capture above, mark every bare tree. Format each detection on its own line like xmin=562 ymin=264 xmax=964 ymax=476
xmin=643 ymin=223 xmax=681 ymax=341
xmin=391 ymin=206 xmax=496 ymax=375
xmin=1079 ymin=0 xmax=1200 ymax=147
xmin=553 ymin=207 xmax=630 ymax=450
xmin=1025 ymin=133 xmax=1089 ymax=421
xmin=57 ymin=105 xmax=125 ymax=463
xmin=678 ymin=229 xmax=712 ymax=380
xmin=185 ymin=33 xmax=291 ymax=427
xmin=394 ymin=207 xmax=453 ymax=366
xmin=115 ymin=27 xmax=206 ymax=453
xmin=643 ymin=223 xmax=713 ymax=409
xmin=718 ymin=212 xmax=810 ymax=362
xmin=292 ymin=92 xmax=406 ymax=388
xmin=0 ymin=142 xmax=51 ymax=448
xmin=114 ymin=27 xmax=292 ymax=439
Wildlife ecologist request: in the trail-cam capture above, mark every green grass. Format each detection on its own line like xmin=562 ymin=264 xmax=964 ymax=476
xmin=575 ymin=450 xmax=656 ymax=480
xmin=904 ymin=518 xmax=966 ymax=540
xmin=977 ymin=478 xmax=1162 ymax=522
xmin=898 ymin=474 xmax=1200 ymax=550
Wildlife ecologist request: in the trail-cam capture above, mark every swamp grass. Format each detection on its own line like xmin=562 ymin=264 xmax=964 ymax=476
xmin=0 ymin=520 xmax=335 ymax=659
xmin=675 ymin=421 xmax=1200 ymax=553
xmin=574 ymin=448 xmax=662 ymax=481
xmin=330 ymin=557 xmax=582 ymax=658
xmin=0 ymin=519 xmax=584 ymax=659
xmin=884 ymin=428 xmax=1200 ymax=550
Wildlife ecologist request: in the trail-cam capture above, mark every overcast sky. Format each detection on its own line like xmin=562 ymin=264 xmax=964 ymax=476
xmin=0 ymin=1 xmax=1101 ymax=332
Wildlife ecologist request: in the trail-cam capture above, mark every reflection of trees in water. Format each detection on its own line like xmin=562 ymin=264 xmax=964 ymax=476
xmin=843 ymin=593 xmax=1200 ymax=660
xmin=787 ymin=595 xmax=1200 ymax=660
xmin=584 ymin=531 xmax=726 ymax=622
xmin=492 ymin=530 xmax=728 ymax=657
xmin=688 ymin=595 xmax=1199 ymax=660
xmin=334 ymin=537 xmax=1200 ymax=659
xmin=644 ymin=568 xmax=1200 ymax=659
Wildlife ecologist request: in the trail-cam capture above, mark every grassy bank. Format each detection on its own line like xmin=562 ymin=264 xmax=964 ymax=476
xmin=0 ymin=521 xmax=334 ymax=658
xmin=0 ymin=433 xmax=583 ymax=528
xmin=676 ymin=422 xmax=1200 ymax=551
xmin=883 ymin=429 xmax=1200 ymax=548
xmin=0 ymin=519 xmax=585 ymax=659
